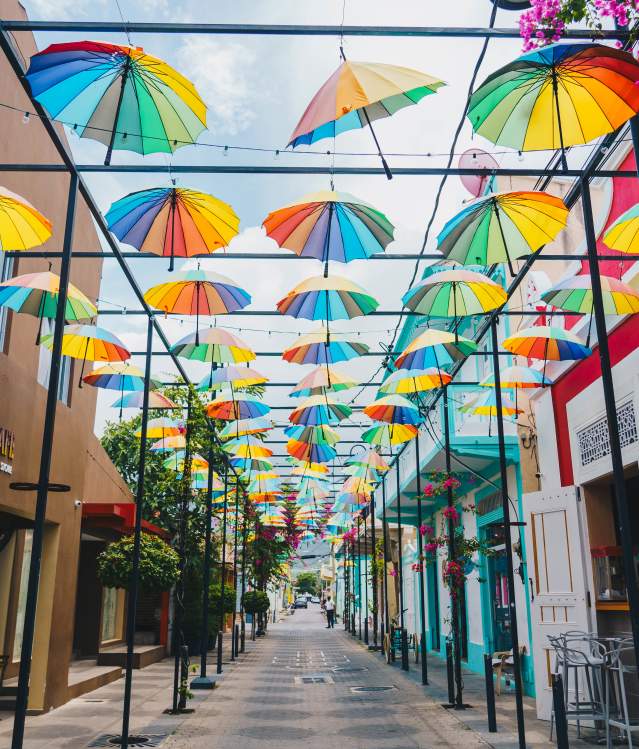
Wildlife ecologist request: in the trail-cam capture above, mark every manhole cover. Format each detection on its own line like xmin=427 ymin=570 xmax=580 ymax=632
xmin=332 ymin=666 xmax=367 ymax=673
xmin=350 ymin=686 xmax=396 ymax=693
xmin=89 ymin=735 xmax=167 ymax=748
xmin=294 ymin=674 xmax=334 ymax=685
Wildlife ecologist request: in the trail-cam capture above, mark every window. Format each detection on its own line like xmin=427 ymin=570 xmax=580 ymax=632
xmin=100 ymin=586 xmax=124 ymax=643
xmin=37 ymin=319 xmax=72 ymax=405
xmin=0 ymin=253 xmax=14 ymax=351
xmin=12 ymin=530 xmax=33 ymax=662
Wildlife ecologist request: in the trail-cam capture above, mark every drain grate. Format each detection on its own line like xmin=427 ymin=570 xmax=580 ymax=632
xmin=89 ymin=734 xmax=168 ymax=748
xmin=350 ymin=686 xmax=396 ymax=693
xmin=332 ymin=666 xmax=367 ymax=673
xmin=294 ymin=673 xmax=334 ymax=685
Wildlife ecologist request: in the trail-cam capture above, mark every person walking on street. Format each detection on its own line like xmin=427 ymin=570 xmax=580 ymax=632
xmin=325 ymin=595 xmax=335 ymax=628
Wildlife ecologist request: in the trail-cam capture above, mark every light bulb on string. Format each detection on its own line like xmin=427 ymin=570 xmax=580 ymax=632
xmin=22 ymin=112 xmax=30 ymax=125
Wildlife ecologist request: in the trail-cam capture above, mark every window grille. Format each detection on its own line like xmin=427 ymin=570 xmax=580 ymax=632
xmin=577 ymin=401 xmax=637 ymax=467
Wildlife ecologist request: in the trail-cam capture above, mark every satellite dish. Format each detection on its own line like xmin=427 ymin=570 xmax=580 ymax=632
xmin=458 ymin=148 xmax=500 ymax=198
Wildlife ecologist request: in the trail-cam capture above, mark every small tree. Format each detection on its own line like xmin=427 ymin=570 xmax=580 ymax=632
xmin=96 ymin=532 xmax=180 ymax=593
xmin=295 ymin=571 xmax=319 ymax=595
xmin=243 ymin=590 xmax=270 ymax=640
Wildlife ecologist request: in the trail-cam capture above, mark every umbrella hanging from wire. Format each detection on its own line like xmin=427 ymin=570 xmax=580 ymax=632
xmin=287 ymin=439 xmax=337 ymax=464
xmin=196 ymin=364 xmax=267 ymax=392
xmin=604 ymin=202 xmax=639 ymax=253
xmin=284 ymin=424 xmax=341 ymax=446
xmin=288 ymin=58 xmax=445 ymax=179
xmin=112 ymin=390 xmax=177 ymax=410
xmin=395 ymin=329 xmax=477 ymax=370
xmin=361 ymin=422 xmax=418 ymax=446
xmin=502 ymin=325 xmax=592 ymax=361
xmin=171 ymin=327 xmax=255 ymax=363
xmin=205 ymin=392 xmax=270 ymax=420
xmin=541 ymin=275 xmax=639 ymax=316
xmin=290 ymin=365 xmax=357 ymax=398
xmin=363 ymin=394 xmax=422 ymax=425
xmin=83 ymin=363 xmax=161 ymax=418
xmin=138 ymin=418 xmax=184 ymax=439
xmin=106 ymin=187 xmax=239 ymax=270
xmin=0 ymin=187 xmax=52 ymax=251
xmin=277 ymin=275 xmax=378 ymax=320
xmin=380 ymin=367 xmax=451 ymax=394
xmin=282 ymin=325 xmax=369 ymax=364
xmin=467 ymin=42 xmax=639 ymax=169
xmin=26 ymin=40 xmax=207 ymax=165
xmin=437 ymin=191 xmax=568 ymax=274
xmin=480 ymin=365 xmax=552 ymax=389
xmin=346 ymin=449 xmax=390 ymax=473
xmin=150 ymin=434 xmax=187 ymax=452
xmin=218 ymin=417 xmax=273 ymax=439
xmin=289 ymin=395 xmax=352 ymax=426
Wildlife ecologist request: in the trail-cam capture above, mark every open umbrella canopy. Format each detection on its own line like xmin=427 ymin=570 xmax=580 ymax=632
xmin=138 ymin=418 xmax=183 ymax=439
xmin=26 ymin=41 xmax=207 ymax=165
xmin=288 ymin=60 xmax=444 ymax=148
xmin=468 ymin=389 xmax=522 ymax=417
xmin=402 ymin=269 xmax=507 ymax=317
xmin=205 ymin=393 xmax=270 ymax=421
xmin=224 ymin=441 xmax=273 ymax=459
xmin=502 ymin=325 xmax=592 ymax=361
xmin=277 ymin=275 xmax=379 ymax=320
xmin=363 ymin=394 xmax=421 ymax=425
xmin=361 ymin=422 xmax=418 ymax=446
xmin=291 ymin=461 xmax=330 ymax=475
xmin=112 ymin=390 xmax=177 ymax=410
xmin=395 ymin=329 xmax=477 ymax=370
xmin=290 ymin=365 xmax=357 ymax=397
xmin=289 ymin=395 xmax=352 ymax=425
xmin=480 ymin=365 xmax=552 ymax=388
xmin=0 ymin=271 xmax=96 ymax=322
xmin=164 ymin=451 xmax=209 ymax=472
xmin=380 ymin=367 xmax=452 ymax=394
xmin=604 ymin=202 xmax=639 ymax=253
xmin=346 ymin=449 xmax=390 ymax=472
xmin=541 ymin=275 xmax=639 ymax=315
xmin=0 ymin=187 xmax=52 ymax=250
xmin=171 ymin=327 xmax=255 ymax=363
xmin=230 ymin=456 xmax=273 ymax=473
xmin=106 ymin=187 xmax=239 ymax=270
xmin=282 ymin=325 xmax=369 ymax=364
xmin=40 ymin=324 xmax=130 ymax=362
xmin=196 ymin=364 xmax=267 ymax=392
xmin=150 ymin=434 xmax=186 ymax=451
xmin=287 ymin=439 xmax=337 ymax=464
xmin=467 ymin=43 xmax=639 ymax=155
xmin=83 ymin=363 xmax=160 ymax=391
xmin=284 ymin=424 xmax=341 ymax=446
xmin=218 ymin=417 xmax=274 ymax=439
xmin=437 ymin=191 xmax=568 ymax=272
xmin=263 ymin=190 xmax=394 ymax=268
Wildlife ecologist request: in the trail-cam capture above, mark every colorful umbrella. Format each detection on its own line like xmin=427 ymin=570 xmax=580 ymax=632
xmin=163 ymin=451 xmax=208 ymax=472
xmin=205 ymin=393 xmax=270 ymax=420
xmin=83 ymin=362 xmax=159 ymax=391
xmin=288 ymin=59 xmax=444 ymax=178
xmin=467 ymin=43 xmax=639 ymax=168
xmin=438 ymin=191 xmax=568 ymax=274
xmin=604 ymin=202 xmax=639 ymax=253
xmin=277 ymin=275 xmax=378 ymax=321
xmin=230 ymin=456 xmax=273 ymax=473
xmin=480 ymin=365 xmax=552 ymax=388
xmin=469 ymin=390 xmax=522 ymax=417
xmin=137 ymin=417 xmax=183 ymax=439
xmin=219 ymin=417 xmax=273 ymax=439
xmin=171 ymin=327 xmax=255 ymax=364
xmin=0 ymin=271 xmax=96 ymax=343
xmin=263 ymin=190 xmax=394 ymax=273
xmin=150 ymin=434 xmax=186 ymax=451
xmin=380 ymin=367 xmax=451 ymax=394
xmin=395 ymin=329 xmax=476 ymax=370
xmin=363 ymin=394 xmax=421 ymax=425
xmin=0 ymin=187 xmax=52 ymax=251
xmin=282 ymin=325 xmax=369 ymax=364
xmin=284 ymin=424 xmax=341 ymax=446
xmin=196 ymin=364 xmax=267 ymax=392
xmin=112 ymin=390 xmax=177 ymax=410
xmin=541 ymin=275 xmax=639 ymax=315
xmin=402 ymin=268 xmax=507 ymax=317
xmin=290 ymin=365 xmax=356 ymax=398
xmin=26 ymin=41 xmax=207 ymax=165
xmin=224 ymin=441 xmax=273 ymax=459
xmin=502 ymin=325 xmax=591 ymax=361
xmin=287 ymin=439 xmax=337 ymax=464
xmin=346 ymin=449 xmax=390 ymax=472
xmin=106 ymin=187 xmax=239 ymax=270
xmin=40 ymin=324 xmax=130 ymax=386
xmin=291 ymin=461 xmax=330 ymax=476
xmin=289 ymin=395 xmax=352 ymax=426
xmin=361 ymin=423 xmax=418 ymax=446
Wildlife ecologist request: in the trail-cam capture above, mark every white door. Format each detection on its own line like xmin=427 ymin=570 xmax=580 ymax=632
xmin=523 ymin=486 xmax=592 ymax=720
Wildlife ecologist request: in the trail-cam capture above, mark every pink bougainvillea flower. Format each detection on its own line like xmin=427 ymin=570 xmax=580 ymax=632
xmin=442 ymin=506 xmax=459 ymax=522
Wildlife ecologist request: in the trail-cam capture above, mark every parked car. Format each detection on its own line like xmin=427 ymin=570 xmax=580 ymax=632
xmin=310 ymin=596 xmax=320 ymax=604
xmin=294 ymin=597 xmax=308 ymax=608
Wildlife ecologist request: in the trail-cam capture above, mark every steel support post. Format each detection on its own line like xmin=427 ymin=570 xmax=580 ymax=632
xmin=230 ymin=490 xmax=240 ymax=661
xmin=239 ymin=491 xmax=248 ymax=652
xmin=10 ymin=175 xmax=78 ymax=749
xmin=369 ymin=490 xmax=378 ymax=650
xmin=381 ymin=480 xmax=390 ymax=658
xmin=364 ymin=509 xmax=369 ymax=645
xmin=395 ymin=462 xmax=409 ymax=671
xmin=357 ymin=516 xmax=362 ymax=640
xmin=490 ymin=318 xmax=526 ymax=749
xmin=415 ymin=436 xmax=428 ymax=685
xmin=217 ymin=465 xmax=229 ymax=674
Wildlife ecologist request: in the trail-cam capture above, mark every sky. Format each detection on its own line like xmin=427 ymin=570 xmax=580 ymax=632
xmin=15 ymin=0 xmax=598 ymax=481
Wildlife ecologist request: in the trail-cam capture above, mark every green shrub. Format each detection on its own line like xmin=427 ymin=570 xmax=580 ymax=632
xmin=97 ymin=532 xmax=180 ymax=593
xmin=242 ymin=590 xmax=269 ymax=615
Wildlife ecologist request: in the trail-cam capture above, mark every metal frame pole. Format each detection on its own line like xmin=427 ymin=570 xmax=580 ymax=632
xmin=239 ymin=491 xmax=248 ymax=652
xmin=191 ymin=443 xmax=215 ymax=689
xmin=350 ymin=539 xmax=356 ymax=634
xmin=582 ymin=178 xmax=639 ymax=659
xmin=217 ymin=465 xmax=229 ymax=673
xmin=369 ymin=491 xmax=378 ymax=650
xmin=10 ymin=174 xmax=77 ymax=749
xmin=415 ymin=436 xmax=428 ymax=685
xmin=491 ymin=318 xmax=526 ymax=749
xmin=357 ymin=515 xmax=362 ymax=640
xmin=119 ymin=317 xmax=153 ymax=746
xmin=381 ymin=480 xmax=390 ymax=657
xmin=364 ymin=509 xmax=369 ymax=645
xmin=395 ymin=462 xmax=408 ymax=671
xmin=230 ymin=490 xmax=240 ymax=660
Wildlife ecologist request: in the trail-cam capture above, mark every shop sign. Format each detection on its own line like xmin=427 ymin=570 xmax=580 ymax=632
xmin=0 ymin=426 xmax=15 ymax=475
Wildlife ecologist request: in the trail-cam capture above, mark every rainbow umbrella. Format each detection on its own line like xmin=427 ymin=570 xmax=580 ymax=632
xmin=438 ymin=192 xmax=568 ymax=274
xmin=287 ymin=439 xmax=337 ymax=464
xmin=106 ymin=187 xmax=239 ymax=270
xmin=0 ymin=187 xmax=52 ymax=250
xmin=290 ymin=365 xmax=356 ymax=398
xmin=0 ymin=271 xmax=96 ymax=344
xmin=277 ymin=275 xmax=378 ymax=321
xmin=363 ymin=394 xmax=421 ymax=425
xmin=403 ymin=269 xmax=507 ymax=317
xmin=83 ymin=363 xmax=159 ymax=392
xmin=361 ymin=423 xmax=417 ymax=446
xmin=138 ymin=417 xmax=184 ymax=439
xmin=282 ymin=325 xmax=369 ymax=364
xmin=40 ymin=324 xmax=130 ymax=386
xmin=346 ymin=449 xmax=390 ymax=472
xmin=289 ymin=395 xmax=352 ymax=425
xmin=144 ymin=269 xmax=250 ymax=343
xmin=224 ymin=441 xmax=273 ymax=459
xmin=205 ymin=392 xmax=270 ymax=420
xmin=219 ymin=417 xmax=273 ymax=439
xmin=468 ymin=43 xmax=639 ymax=169
xmin=164 ymin=451 xmax=208 ymax=472
xmin=230 ymin=456 xmax=273 ymax=473
xmin=150 ymin=434 xmax=186 ymax=451
xmin=263 ymin=190 xmax=394 ymax=273
xmin=291 ymin=461 xmax=330 ymax=475
xmin=480 ymin=365 xmax=552 ymax=388
xmin=171 ymin=327 xmax=255 ymax=364
xmin=604 ymin=202 xmax=639 ymax=253
xmin=395 ymin=329 xmax=476 ymax=370
xmin=288 ymin=59 xmax=444 ymax=178
xmin=196 ymin=364 xmax=267 ymax=392
xmin=380 ymin=367 xmax=451 ymax=394
xmin=502 ymin=326 xmax=591 ymax=361
xmin=112 ymin=390 xmax=177 ymax=410
xmin=469 ymin=390 xmax=522 ymax=417
xmin=284 ymin=424 xmax=341 ymax=446
xmin=26 ymin=41 xmax=207 ymax=165
xmin=541 ymin=275 xmax=639 ymax=315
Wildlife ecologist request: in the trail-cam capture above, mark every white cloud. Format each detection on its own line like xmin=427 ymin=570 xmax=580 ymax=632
xmin=175 ymin=38 xmax=259 ymax=137
xmin=25 ymin=0 xmax=107 ymax=18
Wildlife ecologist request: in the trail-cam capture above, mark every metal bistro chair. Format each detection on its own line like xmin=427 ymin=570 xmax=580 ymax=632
xmin=549 ymin=632 xmax=607 ymax=741
xmin=605 ymin=639 xmax=639 ymax=749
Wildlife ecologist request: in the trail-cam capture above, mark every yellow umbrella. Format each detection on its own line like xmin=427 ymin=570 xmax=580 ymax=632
xmin=0 ymin=187 xmax=52 ymax=250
